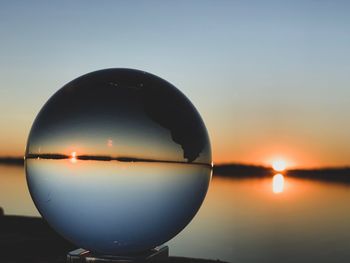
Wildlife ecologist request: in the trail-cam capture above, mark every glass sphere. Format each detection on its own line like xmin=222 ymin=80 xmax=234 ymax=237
xmin=25 ymin=68 xmax=212 ymax=255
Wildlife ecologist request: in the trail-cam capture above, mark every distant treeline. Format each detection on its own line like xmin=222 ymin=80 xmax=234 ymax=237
xmin=287 ymin=168 xmax=350 ymax=184
xmin=1 ymin=157 xmax=350 ymax=184
xmin=213 ymin=163 xmax=273 ymax=177
xmin=0 ymin=157 xmax=23 ymax=166
xmin=24 ymin=154 xmax=212 ymax=167
xmin=0 ymin=157 xmax=274 ymax=175
xmin=213 ymin=163 xmax=350 ymax=183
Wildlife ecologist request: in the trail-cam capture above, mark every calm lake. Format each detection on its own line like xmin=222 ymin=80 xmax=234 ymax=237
xmin=1 ymin=164 xmax=350 ymax=263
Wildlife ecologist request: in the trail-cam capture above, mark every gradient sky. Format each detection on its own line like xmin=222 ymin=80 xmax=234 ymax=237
xmin=0 ymin=1 xmax=350 ymax=168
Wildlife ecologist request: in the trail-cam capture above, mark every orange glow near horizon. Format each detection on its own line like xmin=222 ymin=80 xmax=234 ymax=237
xmin=2 ymin=136 xmax=350 ymax=169
xmin=212 ymin=137 xmax=331 ymax=169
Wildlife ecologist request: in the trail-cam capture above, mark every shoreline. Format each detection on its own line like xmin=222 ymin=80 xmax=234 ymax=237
xmin=2 ymin=157 xmax=350 ymax=184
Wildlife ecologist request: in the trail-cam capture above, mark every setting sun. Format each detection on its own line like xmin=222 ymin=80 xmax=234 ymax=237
xmin=272 ymin=160 xmax=286 ymax=172
xmin=70 ymin=151 xmax=77 ymax=163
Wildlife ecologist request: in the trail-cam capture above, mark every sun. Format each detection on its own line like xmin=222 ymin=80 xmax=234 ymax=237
xmin=70 ymin=151 xmax=77 ymax=163
xmin=272 ymin=159 xmax=286 ymax=172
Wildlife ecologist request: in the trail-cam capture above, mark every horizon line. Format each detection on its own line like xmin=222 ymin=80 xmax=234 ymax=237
xmin=24 ymin=153 xmax=213 ymax=168
xmin=1 ymin=155 xmax=350 ymax=171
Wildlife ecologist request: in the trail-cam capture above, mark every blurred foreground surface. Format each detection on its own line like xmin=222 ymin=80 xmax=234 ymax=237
xmin=0 ymin=215 xmax=227 ymax=263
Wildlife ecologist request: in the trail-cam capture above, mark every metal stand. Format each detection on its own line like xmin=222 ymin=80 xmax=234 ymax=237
xmin=67 ymin=246 xmax=169 ymax=263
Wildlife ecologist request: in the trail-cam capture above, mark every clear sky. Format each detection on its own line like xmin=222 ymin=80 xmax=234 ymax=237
xmin=0 ymin=1 xmax=350 ymax=168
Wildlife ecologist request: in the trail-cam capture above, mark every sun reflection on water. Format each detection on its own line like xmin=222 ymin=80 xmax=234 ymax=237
xmin=272 ymin=173 xmax=284 ymax=194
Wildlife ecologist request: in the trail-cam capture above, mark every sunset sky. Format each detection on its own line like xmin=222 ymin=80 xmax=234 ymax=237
xmin=0 ymin=1 xmax=349 ymax=168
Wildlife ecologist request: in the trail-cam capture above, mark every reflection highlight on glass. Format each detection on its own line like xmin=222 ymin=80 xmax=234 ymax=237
xmin=272 ymin=173 xmax=284 ymax=194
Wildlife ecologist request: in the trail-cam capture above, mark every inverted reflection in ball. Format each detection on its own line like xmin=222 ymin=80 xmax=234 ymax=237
xmin=25 ymin=68 xmax=212 ymax=255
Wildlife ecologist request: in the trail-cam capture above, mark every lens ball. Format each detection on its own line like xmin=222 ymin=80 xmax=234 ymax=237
xmin=25 ymin=68 xmax=212 ymax=255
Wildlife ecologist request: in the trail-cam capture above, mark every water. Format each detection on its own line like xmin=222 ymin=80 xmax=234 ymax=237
xmin=2 ymin=164 xmax=350 ymax=262
xmin=0 ymin=165 xmax=38 ymax=216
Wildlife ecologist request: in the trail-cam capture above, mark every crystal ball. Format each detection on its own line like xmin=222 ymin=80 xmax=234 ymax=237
xmin=25 ymin=68 xmax=212 ymax=255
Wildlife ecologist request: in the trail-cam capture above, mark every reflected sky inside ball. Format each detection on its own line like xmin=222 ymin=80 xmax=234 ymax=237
xmin=26 ymin=68 xmax=211 ymax=164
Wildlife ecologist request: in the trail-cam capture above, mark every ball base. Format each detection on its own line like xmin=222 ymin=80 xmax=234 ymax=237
xmin=67 ymin=246 xmax=169 ymax=263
